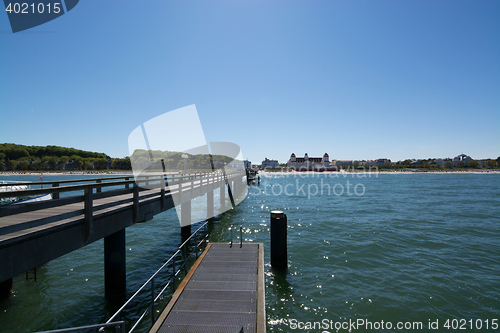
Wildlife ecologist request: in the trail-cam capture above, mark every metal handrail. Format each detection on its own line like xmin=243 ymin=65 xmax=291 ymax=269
xmin=34 ymin=222 xmax=209 ymax=333
xmin=0 ymin=171 xmax=244 ymax=222
xmin=229 ymin=225 xmax=243 ymax=248
xmin=105 ymin=221 xmax=210 ymax=332
xmin=0 ymin=170 xmax=242 ymax=198
xmin=36 ymin=321 xmax=125 ymax=333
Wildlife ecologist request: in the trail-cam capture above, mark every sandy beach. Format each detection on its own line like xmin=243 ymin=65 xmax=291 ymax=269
xmin=257 ymin=169 xmax=500 ymax=176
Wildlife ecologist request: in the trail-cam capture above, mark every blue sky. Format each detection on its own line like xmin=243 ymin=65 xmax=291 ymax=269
xmin=1 ymin=0 xmax=499 ymax=164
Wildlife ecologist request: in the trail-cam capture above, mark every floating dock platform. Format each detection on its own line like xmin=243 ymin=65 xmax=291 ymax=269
xmin=150 ymin=243 xmax=265 ymax=333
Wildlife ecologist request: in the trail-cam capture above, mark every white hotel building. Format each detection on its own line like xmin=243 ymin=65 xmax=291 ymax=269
xmin=287 ymin=153 xmax=331 ymax=169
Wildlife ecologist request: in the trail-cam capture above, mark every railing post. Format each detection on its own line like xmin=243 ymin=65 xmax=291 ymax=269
xmin=133 ymin=183 xmax=139 ymax=222
xmin=125 ymin=177 xmax=130 ymax=189
xmin=240 ymin=226 xmax=243 ymax=248
xmin=160 ymin=176 xmax=166 ymax=210
xmin=84 ymin=187 xmax=93 ymax=243
xmin=52 ymin=182 xmax=59 ymax=199
xmin=96 ymin=179 xmax=102 ymax=194
xmin=230 ymin=227 xmax=233 ymax=248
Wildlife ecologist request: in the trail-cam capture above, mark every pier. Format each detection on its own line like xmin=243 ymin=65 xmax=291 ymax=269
xmin=0 ymin=171 xmax=247 ymax=298
xmin=150 ymin=243 xmax=266 ymax=333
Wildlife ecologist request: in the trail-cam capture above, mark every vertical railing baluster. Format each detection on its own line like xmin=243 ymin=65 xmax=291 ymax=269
xmin=194 ymin=231 xmax=198 ymax=259
xmin=52 ymin=182 xmax=59 ymax=199
xmin=151 ymin=277 xmax=155 ymax=324
xmin=182 ymin=244 xmax=187 ymax=275
xmin=172 ymin=256 xmax=176 ymax=291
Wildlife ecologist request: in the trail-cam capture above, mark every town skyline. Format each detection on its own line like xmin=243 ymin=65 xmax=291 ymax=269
xmin=2 ymin=143 xmax=498 ymax=171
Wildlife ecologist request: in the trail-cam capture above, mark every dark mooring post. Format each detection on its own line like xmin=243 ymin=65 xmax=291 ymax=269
xmin=181 ymin=200 xmax=192 ymax=236
xmin=270 ymin=211 xmax=287 ymax=269
xmin=0 ymin=278 xmax=13 ymax=298
xmin=104 ymin=229 xmax=126 ymax=299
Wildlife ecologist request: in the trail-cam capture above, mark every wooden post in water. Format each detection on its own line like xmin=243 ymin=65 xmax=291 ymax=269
xmin=270 ymin=211 xmax=287 ymax=269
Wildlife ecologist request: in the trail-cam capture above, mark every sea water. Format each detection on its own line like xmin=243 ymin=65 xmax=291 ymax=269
xmin=0 ymin=173 xmax=499 ymax=332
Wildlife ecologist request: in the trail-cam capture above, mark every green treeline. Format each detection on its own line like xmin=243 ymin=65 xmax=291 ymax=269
xmin=0 ymin=143 xmax=127 ymax=171
xmin=0 ymin=144 xmax=238 ymax=172
xmin=130 ymin=149 xmax=235 ymax=171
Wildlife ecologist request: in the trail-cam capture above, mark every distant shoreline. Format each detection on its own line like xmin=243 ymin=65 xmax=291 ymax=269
xmin=1 ymin=169 xmax=499 ymax=177
xmin=258 ymin=169 xmax=500 ymax=175
xmin=0 ymin=171 xmax=134 ymax=176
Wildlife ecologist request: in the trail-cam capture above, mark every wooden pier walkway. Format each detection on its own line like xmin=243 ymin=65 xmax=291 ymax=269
xmin=150 ymin=243 xmax=266 ymax=333
xmin=0 ymin=172 xmax=247 ymax=290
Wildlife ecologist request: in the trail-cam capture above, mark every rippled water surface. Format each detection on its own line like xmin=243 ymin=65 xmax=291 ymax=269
xmin=1 ymin=173 xmax=499 ymax=332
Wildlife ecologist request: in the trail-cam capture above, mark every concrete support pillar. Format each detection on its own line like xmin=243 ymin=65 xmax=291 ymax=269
xmin=270 ymin=211 xmax=287 ymax=269
xmin=181 ymin=201 xmax=191 ymax=236
xmin=220 ymin=184 xmax=225 ymax=210
xmin=207 ymin=190 xmax=214 ymax=219
xmin=105 ymin=229 xmax=126 ymax=299
xmin=0 ymin=278 xmax=13 ymax=298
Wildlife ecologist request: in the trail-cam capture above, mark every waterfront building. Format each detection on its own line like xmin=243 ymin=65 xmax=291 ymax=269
xmin=453 ymin=154 xmax=472 ymax=166
xmin=287 ymin=153 xmax=330 ymax=168
xmin=336 ymin=160 xmax=354 ymax=166
xmin=261 ymin=158 xmax=279 ymax=169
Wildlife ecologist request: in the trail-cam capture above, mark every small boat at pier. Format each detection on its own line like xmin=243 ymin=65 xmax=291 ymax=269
xmin=0 ymin=181 xmax=52 ymax=206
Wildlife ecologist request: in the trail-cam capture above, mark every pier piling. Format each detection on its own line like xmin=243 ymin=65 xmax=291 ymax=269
xmin=0 ymin=278 xmax=13 ymax=298
xmin=207 ymin=190 xmax=214 ymax=219
xmin=181 ymin=201 xmax=192 ymax=236
xmin=270 ymin=210 xmax=287 ymax=269
xmin=104 ymin=229 xmax=126 ymax=299
xmin=220 ymin=183 xmax=226 ymax=210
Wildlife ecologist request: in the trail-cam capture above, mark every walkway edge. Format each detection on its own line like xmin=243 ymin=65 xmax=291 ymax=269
xmin=149 ymin=243 xmax=213 ymax=333
xmin=256 ymin=243 xmax=266 ymax=333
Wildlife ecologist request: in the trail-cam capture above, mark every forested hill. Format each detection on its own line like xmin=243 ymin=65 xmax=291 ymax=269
xmin=0 ymin=143 xmax=109 ymax=160
xmin=0 ymin=143 xmax=122 ymax=171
